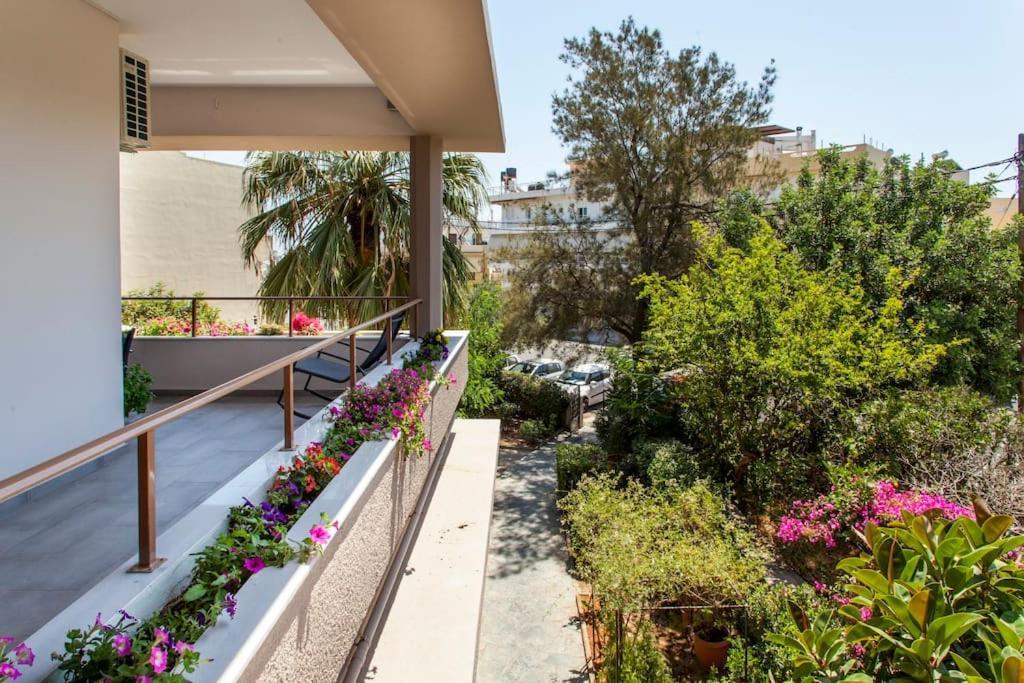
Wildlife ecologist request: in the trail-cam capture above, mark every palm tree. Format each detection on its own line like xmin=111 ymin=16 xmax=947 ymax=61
xmin=239 ymin=151 xmax=487 ymax=326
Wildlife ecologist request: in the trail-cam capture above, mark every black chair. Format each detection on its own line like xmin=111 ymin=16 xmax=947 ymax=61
xmin=278 ymin=311 xmax=405 ymax=419
xmin=122 ymin=327 xmax=136 ymax=376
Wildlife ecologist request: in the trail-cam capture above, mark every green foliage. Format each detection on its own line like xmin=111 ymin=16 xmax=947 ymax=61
xmin=722 ymin=582 xmax=824 ymax=683
xmin=555 ymin=443 xmax=608 ymax=495
xmin=767 ymin=149 xmax=1020 ymax=400
xmin=771 ymin=507 xmax=1024 ymax=681
xmin=517 ymin=418 xmax=554 ymax=446
xmin=497 ymin=370 xmax=572 ymax=428
xmin=835 ymin=386 xmax=1024 ymax=522
xmin=122 ymin=282 xmax=220 ymax=326
xmin=458 ymin=282 xmax=506 ymax=416
xmin=239 ymin=151 xmax=488 ymax=325
xmin=599 ymin=614 xmax=673 ymax=683
xmin=634 ymin=439 xmax=701 ymax=490
xmin=637 ymin=226 xmax=943 ymax=507
xmin=123 ymin=363 xmax=153 ymax=418
xmin=595 ymin=349 xmax=678 ymax=456
xmin=506 ymin=17 xmax=777 ymax=345
xmin=256 ymin=323 xmax=286 ymax=336
xmin=560 ymin=476 xmax=768 ymax=611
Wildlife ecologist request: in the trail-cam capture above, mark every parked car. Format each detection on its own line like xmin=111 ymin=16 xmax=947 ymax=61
xmin=555 ymin=363 xmax=612 ymax=408
xmin=503 ymin=353 xmax=520 ymax=369
xmin=508 ymin=358 xmax=564 ymax=380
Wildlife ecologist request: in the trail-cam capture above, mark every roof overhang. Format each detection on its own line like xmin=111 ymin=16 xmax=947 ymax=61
xmin=95 ymin=0 xmax=504 ymax=152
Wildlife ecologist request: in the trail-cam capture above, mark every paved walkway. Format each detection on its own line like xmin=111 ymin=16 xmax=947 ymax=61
xmin=475 ymin=422 xmax=593 ymax=682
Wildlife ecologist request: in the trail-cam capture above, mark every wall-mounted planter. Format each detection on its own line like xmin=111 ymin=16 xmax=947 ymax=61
xmin=24 ymin=332 xmax=467 ymax=683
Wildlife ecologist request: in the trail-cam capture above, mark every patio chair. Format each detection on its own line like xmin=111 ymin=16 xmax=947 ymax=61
xmin=278 ymin=311 xmax=405 ymax=419
xmin=122 ymin=326 xmax=136 ymax=376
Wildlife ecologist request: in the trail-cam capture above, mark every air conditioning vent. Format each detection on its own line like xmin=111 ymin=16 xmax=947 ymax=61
xmin=120 ymin=49 xmax=151 ymax=152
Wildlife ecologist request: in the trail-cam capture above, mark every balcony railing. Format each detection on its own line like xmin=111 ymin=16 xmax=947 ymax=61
xmin=0 ymin=297 xmax=421 ymax=572
xmin=121 ymin=294 xmax=409 ymax=337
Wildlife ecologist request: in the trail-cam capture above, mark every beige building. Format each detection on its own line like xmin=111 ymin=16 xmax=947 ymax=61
xmin=120 ymin=152 xmax=268 ymax=322
xmin=987 ymin=197 xmax=1020 ymax=230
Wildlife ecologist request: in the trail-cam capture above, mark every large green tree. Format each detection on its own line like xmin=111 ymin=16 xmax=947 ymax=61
xmin=739 ymin=148 xmax=1019 ymax=399
xmin=505 ymin=18 xmax=778 ymax=344
xmin=239 ymin=151 xmax=487 ymax=325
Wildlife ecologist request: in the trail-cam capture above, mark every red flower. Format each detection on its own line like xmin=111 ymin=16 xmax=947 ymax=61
xmin=305 ymin=474 xmax=317 ymax=492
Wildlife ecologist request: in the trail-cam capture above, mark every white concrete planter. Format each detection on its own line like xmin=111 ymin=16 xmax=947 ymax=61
xmin=25 ymin=333 xmax=467 ymax=683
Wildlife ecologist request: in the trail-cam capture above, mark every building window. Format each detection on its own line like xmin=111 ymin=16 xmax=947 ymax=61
xmin=577 ymin=206 xmax=588 ymax=218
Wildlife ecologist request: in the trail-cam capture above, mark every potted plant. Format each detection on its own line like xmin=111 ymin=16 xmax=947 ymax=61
xmin=691 ymin=609 xmax=730 ymax=672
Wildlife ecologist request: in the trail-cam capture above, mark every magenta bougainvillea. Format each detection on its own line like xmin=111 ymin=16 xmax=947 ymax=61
xmin=290 ymin=311 xmax=324 ymax=336
xmin=777 ymin=480 xmax=973 ymax=550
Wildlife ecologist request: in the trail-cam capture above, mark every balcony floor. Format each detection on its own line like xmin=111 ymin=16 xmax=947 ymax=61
xmin=0 ymin=393 xmax=330 ymax=641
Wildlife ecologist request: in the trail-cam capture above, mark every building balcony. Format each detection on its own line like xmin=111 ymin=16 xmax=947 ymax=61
xmin=1 ymin=319 xmax=502 ymax=682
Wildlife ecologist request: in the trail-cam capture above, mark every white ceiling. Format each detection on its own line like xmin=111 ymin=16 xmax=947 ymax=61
xmin=92 ymin=0 xmax=374 ymax=86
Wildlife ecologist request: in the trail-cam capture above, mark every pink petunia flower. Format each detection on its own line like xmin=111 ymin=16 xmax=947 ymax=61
xmin=149 ymin=645 xmax=168 ymax=674
xmin=113 ymin=634 xmax=132 ymax=657
xmin=0 ymin=662 xmax=22 ymax=680
xmin=244 ymin=557 xmax=266 ymax=574
xmin=309 ymin=524 xmax=332 ymax=546
xmin=174 ymin=641 xmax=194 ymax=655
xmin=13 ymin=643 xmax=34 ymax=666
xmin=136 ymin=676 xmax=152 ymax=683
xmin=153 ymin=627 xmax=170 ymax=645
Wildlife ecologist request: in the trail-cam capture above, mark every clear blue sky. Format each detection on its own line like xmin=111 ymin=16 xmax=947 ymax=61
xmin=193 ymin=0 xmax=1023 ymax=196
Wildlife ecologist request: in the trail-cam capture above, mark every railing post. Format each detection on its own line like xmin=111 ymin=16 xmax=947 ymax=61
xmin=282 ymin=365 xmax=294 ymax=450
xmin=386 ymin=314 xmax=393 ymax=366
xmin=288 ymin=297 xmax=294 ymax=337
xmin=190 ymin=298 xmax=198 ymax=337
xmin=349 ymin=332 xmax=358 ymax=392
xmin=129 ymin=430 xmax=163 ymax=572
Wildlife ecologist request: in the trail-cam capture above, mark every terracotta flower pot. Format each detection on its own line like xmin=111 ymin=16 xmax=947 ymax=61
xmin=692 ymin=630 xmax=730 ymax=671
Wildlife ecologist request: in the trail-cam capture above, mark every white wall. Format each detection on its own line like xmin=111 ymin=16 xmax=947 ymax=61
xmin=0 ymin=0 xmax=122 ymax=480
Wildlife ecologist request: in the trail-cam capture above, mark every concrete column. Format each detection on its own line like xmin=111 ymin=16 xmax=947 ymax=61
xmin=409 ymin=135 xmax=444 ymax=336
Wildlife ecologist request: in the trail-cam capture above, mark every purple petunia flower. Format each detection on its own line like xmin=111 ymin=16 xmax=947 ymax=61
xmin=223 ymin=593 xmax=238 ymax=618
xmin=244 ymin=557 xmax=266 ymax=574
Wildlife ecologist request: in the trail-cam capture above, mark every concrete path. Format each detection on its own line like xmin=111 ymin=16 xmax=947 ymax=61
xmin=366 ymin=419 xmax=501 ymax=682
xmin=475 ymin=423 xmax=593 ymax=682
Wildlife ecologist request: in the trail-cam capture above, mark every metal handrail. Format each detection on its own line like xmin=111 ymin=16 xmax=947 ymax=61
xmin=121 ymin=295 xmax=410 ymax=337
xmin=0 ymin=298 xmax=421 ymax=571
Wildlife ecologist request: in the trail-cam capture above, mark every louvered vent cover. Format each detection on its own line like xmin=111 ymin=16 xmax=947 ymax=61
xmin=120 ymin=49 xmax=151 ymax=151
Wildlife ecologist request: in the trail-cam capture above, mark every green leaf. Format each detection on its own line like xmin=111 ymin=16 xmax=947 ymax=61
xmin=929 ymin=612 xmax=985 ymax=654
xmin=183 ymin=583 xmax=208 ymax=602
xmin=908 ymin=589 xmax=932 ymax=631
xmin=983 ymin=516 xmax=1016 ymax=543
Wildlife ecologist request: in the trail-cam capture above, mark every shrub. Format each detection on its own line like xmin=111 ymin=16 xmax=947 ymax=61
xmin=458 ymin=282 xmax=506 ymax=416
xmin=555 ymin=443 xmax=607 ymax=495
xmin=776 ymin=470 xmax=972 ymax=581
xmin=290 ymin=311 xmax=324 ymax=335
xmin=629 ymin=438 xmax=701 ymax=488
xmin=560 ymin=476 xmax=768 ymax=611
xmin=123 ymin=363 xmax=154 ymax=418
xmin=836 ymin=386 xmax=1024 ymax=523
xmin=257 ymin=323 xmax=286 ymax=336
xmin=771 ymin=505 xmax=1024 ymax=681
xmin=518 ymin=418 xmax=553 ymax=446
xmin=599 ymin=614 xmax=673 ymax=683
xmin=637 ymin=226 xmax=943 ymax=509
xmin=718 ymin=582 xmax=823 ymax=683
xmin=498 ymin=370 xmax=572 ymax=428
xmin=122 ymin=282 xmax=220 ymax=326
xmin=595 ymin=349 xmax=678 ymax=456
